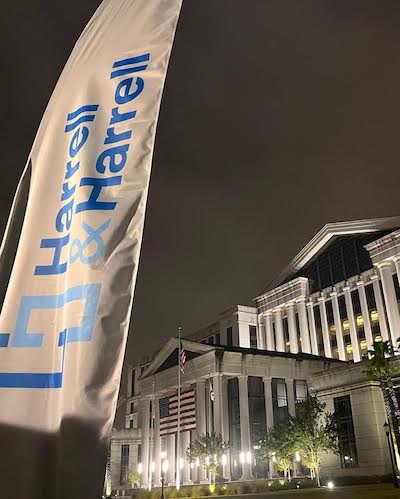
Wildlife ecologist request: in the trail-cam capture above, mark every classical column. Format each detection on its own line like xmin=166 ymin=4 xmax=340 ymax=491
xmin=195 ymin=380 xmax=207 ymax=483
xmin=371 ymin=274 xmax=390 ymax=342
xmin=238 ymin=376 xmax=253 ymax=479
xmin=213 ymin=375 xmax=223 ymax=435
xmin=306 ymin=301 xmax=319 ymax=355
xmin=286 ymin=302 xmax=299 ymax=354
xmin=356 ymin=280 xmax=374 ymax=351
xmin=343 ymin=286 xmax=361 ymax=363
xmin=286 ymin=379 xmax=296 ymax=417
xmin=377 ymin=261 xmax=400 ymax=347
xmin=263 ymin=377 xmax=275 ymax=478
xmin=167 ymin=433 xmax=175 ymax=485
xmin=257 ymin=315 xmax=266 ymax=349
xmin=265 ymin=312 xmax=275 ymax=351
xmin=141 ymin=399 xmax=150 ymax=488
xmin=154 ymin=396 xmax=161 ymax=487
xmin=318 ymin=297 xmax=332 ymax=358
xmin=274 ymin=308 xmax=285 ymax=352
xmin=222 ymin=378 xmax=231 ymax=480
xmin=296 ymin=297 xmax=311 ymax=354
xmin=330 ymin=290 xmax=346 ymax=361
xmin=182 ymin=431 xmax=191 ymax=484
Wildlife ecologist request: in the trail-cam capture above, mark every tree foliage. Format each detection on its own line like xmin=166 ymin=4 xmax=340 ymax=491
xmin=291 ymin=396 xmax=338 ymax=486
xmin=259 ymin=423 xmax=295 ymax=479
xmin=128 ymin=469 xmax=141 ymax=487
xmin=186 ymin=432 xmax=229 ymax=487
xmin=259 ymin=395 xmax=338 ymax=486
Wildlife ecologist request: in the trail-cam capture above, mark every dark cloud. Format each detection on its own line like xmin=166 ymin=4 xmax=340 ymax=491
xmin=1 ymin=1 xmax=400 ymax=372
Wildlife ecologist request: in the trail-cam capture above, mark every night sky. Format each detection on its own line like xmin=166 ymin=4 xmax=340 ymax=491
xmin=1 ymin=1 xmax=400 ymax=374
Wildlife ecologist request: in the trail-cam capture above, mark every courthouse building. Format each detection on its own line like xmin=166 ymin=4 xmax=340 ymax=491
xmin=111 ymin=216 xmax=400 ymax=490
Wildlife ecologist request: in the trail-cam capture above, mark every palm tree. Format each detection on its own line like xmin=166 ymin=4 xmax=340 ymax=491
xmin=365 ymin=341 xmax=400 ymax=464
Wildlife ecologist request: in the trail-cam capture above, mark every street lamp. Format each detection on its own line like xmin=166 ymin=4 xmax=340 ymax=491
xmin=383 ymin=421 xmax=399 ymax=488
xmin=161 ymin=459 xmax=169 ymax=499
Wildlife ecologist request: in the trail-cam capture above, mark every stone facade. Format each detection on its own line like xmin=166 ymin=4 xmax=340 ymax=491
xmin=111 ymin=217 xmax=400 ymax=490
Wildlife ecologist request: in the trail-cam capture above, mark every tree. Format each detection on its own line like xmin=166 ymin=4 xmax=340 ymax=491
xmin=127 ymin=469 xmax=141 ymax=488
xmin=364 ymin=340 xmax=400 ymax=461
xmin=291 ymin=395 xmax=338 ymax=487
xmin=259 ymin=423 xmax=296 ymax=480
xmin=186 ymin=432 xmax=229 ymax=491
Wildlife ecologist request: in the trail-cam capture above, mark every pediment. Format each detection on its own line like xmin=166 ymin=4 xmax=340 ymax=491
xmin=260 ymin=216 xmax=400 ymax=295
xmin=140 ymin=338 xmax=214 ymax=378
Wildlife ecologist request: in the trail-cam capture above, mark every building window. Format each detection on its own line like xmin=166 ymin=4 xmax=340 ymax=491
xmin=137 ymin=444 xmax=142 ymax=464
xmin=294 ymin=380 xmax=308 ymax=402
xmin=272 ymin=378 xmax=289 ymax=425
xmin=365 ymin=283 xmax=383 ymax=340
xmin=227 ymin=327 xmax=233 ymax=346
xmin=228 ymin=378 xmax=241 ymax=481
xmin=120 ymin=444 xmax=130 ymax=485
xmin=249 ymin=325 xmax=257 ymax=349
xmin=208 ymin=336 xmax=214 ymax=345
xmin=201 ymin=339 xmax=207 ymax=344
xmin=334 ymin=395 xmax=358 ymax=468
xmin=129 ymin=419 xmax=134 ymax=428
xmin=130 ymin=402 xmax=134 ymax=414
xmin=283 ymin=317 xmax=289 ymax=351
xmin=215 ymin=332 xmax=221 ymax=345
xmin=248 ymin=376 xmax=268 ymax=478
xmin=131 ymin=369 xmax=136 ymax=397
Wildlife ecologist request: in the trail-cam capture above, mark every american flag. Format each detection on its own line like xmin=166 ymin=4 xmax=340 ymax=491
xmin=180 ymin=342 xmax=186 ymax=373
xmin=159 ymin=390 xmax=196 ymax=436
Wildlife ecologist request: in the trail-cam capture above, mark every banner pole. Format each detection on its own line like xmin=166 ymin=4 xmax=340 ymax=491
xmin=176 ymin=326 xmax=182 ymax=490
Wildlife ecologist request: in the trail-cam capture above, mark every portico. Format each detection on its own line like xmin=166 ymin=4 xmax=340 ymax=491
xmin=136 ymin=338 xmax=337 ymax=488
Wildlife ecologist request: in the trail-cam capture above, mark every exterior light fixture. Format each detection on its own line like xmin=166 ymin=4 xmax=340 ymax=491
xmin=295 ymin=452 xmax=300 ymax=462
xmin=221 ymin=455 xmax=227 ymax=466
xmin=327 ymin=481 xmax=334 ymax=489
xmin=205 ymin=456 xmax=210 ymax=466
xmin=162 ymin=460 xmax=169 ymax=473
xmin=137 ymin=462 xmax=143 ymax=474
xmin=190 ymin=462 xmax=194 ymax=469
xmin=383 ymin=421 xmax=400 ymax=488
xmin=239 ymin=452 xmax=245 ymax=464
xmin=246 ymin=451 xmax=252 ymax=464
xmin=195 ymin=458 xmax=200 ymax=467
xmin=271 ymin=453 xmax=277 ymax=463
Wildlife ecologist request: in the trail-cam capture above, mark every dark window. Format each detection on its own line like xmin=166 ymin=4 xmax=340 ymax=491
xmin=201 ymin=339 xmax=207 ymax=344
xmin=294 ymin=380 xmax=308 ymax=402
xmin=393 ymin=275 xmax=400 ymax=301
xmin=227 ymin=327 xmax=233 ymax=346
xmin=249 ymin=325 xmax=258 ymax=349
xmin=131 ymin=369 xmax=136 ymax=397
xmin=365 ymin=283 xmax=384 ymax=339
xmin=137 ymin=444 xmax=142 ymax=463
xmin=314 ymin=304 xmax=324 ymax=354
xmin=130 ymin=402 xmax=134 ymax=414
xmin=283 ymin=317 xmax=289 ymax=351
xmin=228 ymin=378 xmax=241 ymax=480
xmin=120 ymin=444 xmax=130 ymax=485
xmin=215 ymin=333 xmax=221 ymax=345
xmin=208 ymin=336 xmax=214 ymax=345
xmin=129 ymin=419 xmax=134 ymax=428
xmin=334 ymin=395 xmax=358 ymax=468
xmin=272 ymin=378 xmax=289 ymax=425
xmin=248 ymin=376 xmax=267 ymax=478
xmin=325 ymin=300 xmax=338 ymax=358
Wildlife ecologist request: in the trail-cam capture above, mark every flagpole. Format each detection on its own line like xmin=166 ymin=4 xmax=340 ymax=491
xmin=176 ymin=326 xmax=182 ymax=491
xmin=148 ymin=380 xmax=155 ymax=491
